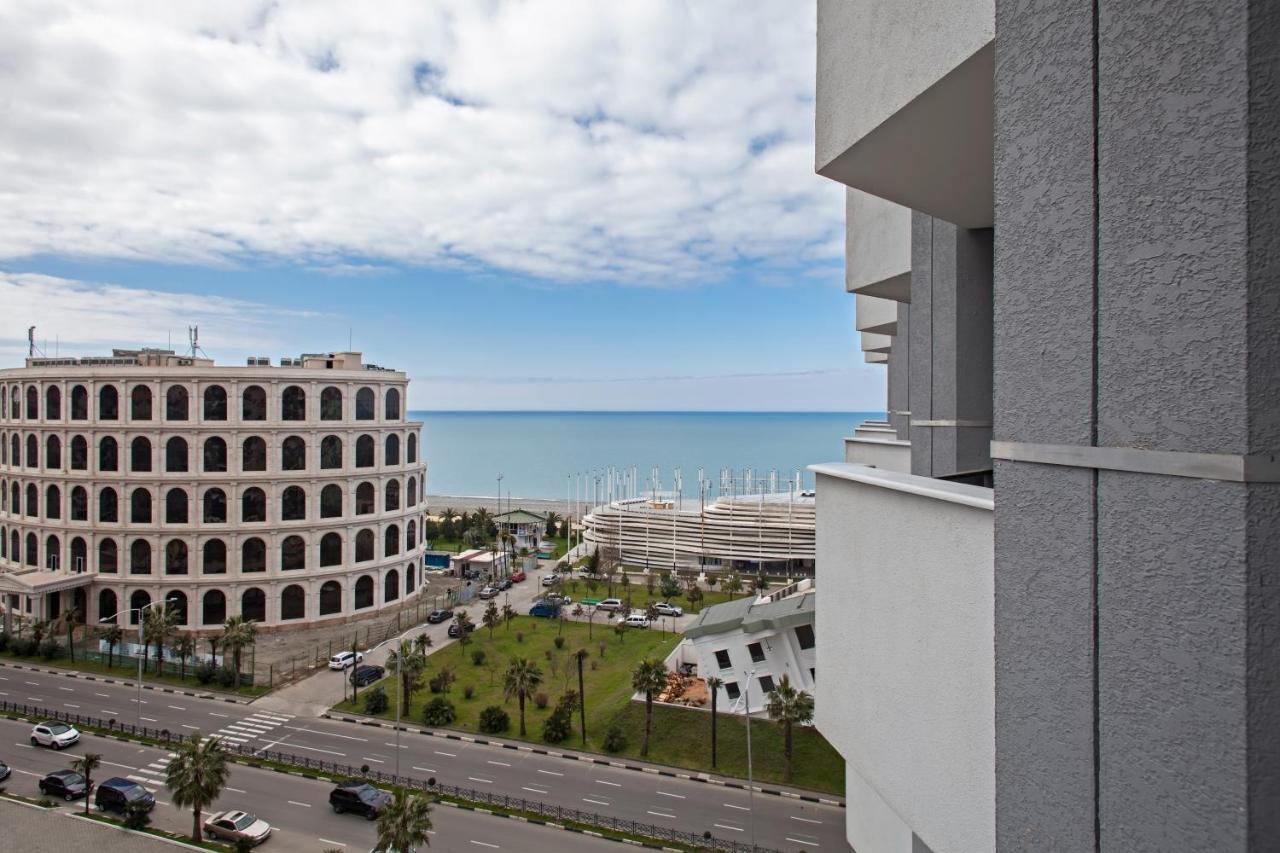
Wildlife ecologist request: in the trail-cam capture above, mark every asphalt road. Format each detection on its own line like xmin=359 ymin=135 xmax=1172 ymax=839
xmin=0 ymin=716 xmax=618 ymax=853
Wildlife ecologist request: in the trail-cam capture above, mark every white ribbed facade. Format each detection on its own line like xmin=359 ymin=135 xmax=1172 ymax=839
xmin=0 ymin=349 xmax=428 ymax=632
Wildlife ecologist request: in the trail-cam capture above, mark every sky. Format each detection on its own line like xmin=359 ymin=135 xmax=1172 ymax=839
xmin=0 ymin=0 xmax=885 ymax=411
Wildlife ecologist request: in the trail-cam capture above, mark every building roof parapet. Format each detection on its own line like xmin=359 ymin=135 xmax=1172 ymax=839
xmin=808 ymin=462 xmax=993 ymax=511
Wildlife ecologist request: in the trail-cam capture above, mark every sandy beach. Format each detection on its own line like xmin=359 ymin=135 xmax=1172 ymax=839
xmin=425 ymin=493 xmax=586 ymax=519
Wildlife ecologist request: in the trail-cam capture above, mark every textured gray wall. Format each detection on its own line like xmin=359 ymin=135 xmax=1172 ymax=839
xmin=888 ymin=303 xmax=911 ymax=438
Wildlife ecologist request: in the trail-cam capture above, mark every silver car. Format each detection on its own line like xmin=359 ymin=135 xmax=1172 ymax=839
xmin=204 ymin=809 xmax=272 ymax=845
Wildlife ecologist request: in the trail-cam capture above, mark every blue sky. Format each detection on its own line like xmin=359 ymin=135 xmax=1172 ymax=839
xmin=0 ymin=1 xmax=885 ymax=411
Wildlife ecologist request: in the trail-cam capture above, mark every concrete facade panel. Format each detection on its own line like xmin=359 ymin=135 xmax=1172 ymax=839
xmin=848 ymin=190 xmax=913 ymax=300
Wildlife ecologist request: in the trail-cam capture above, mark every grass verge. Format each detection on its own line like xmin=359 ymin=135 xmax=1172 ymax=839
xmin=0 ymin=649 xmax=269 ymax=698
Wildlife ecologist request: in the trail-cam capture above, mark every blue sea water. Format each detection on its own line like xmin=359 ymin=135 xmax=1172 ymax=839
xmin=410 ymin=411 xmax=882 ymax=500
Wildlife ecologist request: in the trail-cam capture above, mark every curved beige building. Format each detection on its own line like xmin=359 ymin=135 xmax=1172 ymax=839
xmin=0 ymin=349 xmax=427 ymax=633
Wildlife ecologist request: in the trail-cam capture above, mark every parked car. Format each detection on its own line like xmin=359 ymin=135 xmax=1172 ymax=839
xmin=498 ymin=577 xmax=513 ymax=591
xmin=544 ymin=593 xmax=573 ymax=606
xmin=426 ymin=609 xmax=454 ymax=624
xmin=38 ymin=769 xmax=88 ymax=801
xmin=0 ymin=759 xmax=10 ymax=783
xmin=541 ymin=573 xmax=560 ymax=587
xmin=95 ymin=777 xmax=156 ymax=814
xmin=203 ymin=809 xmax=273 ymax=845
xmin=447 ymin=621 xmax=477 ymax=638
xmin=30 ymin=722 xmax=79 ymax=749
xmin=510 ymin=571 xmax=527 ymax=583
xmin=328 ymin=650 xmax=364 ymax=671
xmin=477 ymin=586 xmax=499 ymax=599
xmin=596 ymin=598 xmax=624 ymax=612
xmin=619 ymin=612 xmax=652 ymax=629
xmin=528 ymin=599 xmax=561 ymax=618
xmin=349 ymin=665 xmax=385 ymax=687
xmin=330 ymin=780 xmax=393 ymax=820
xmin=653 ymin=602 xmax=684 ymax=617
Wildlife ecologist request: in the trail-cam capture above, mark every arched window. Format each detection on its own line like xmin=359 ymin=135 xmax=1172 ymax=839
xmin=241 ymin=537 xmax=266 ymax=572
xmin=407 ymin=433 xmax=417 ymax=463
xmin=45 ymin=534 xmax=60 ymax=569
xmin=320 ymin=532 xmax=342 ymax=566
xmin=70 ymin=385 xmax=88 ymax=420
xmin=7 ymin=433 xmax=15 ymax=464
xmin=45 ymin=386 xmax=61 ymax=420
xmin=70 ymin=537 xmax=86 ymax=573
xmin=384 ymin=569 xmax=400 ymax=602
xmin=9 ymin=529 xmax=17 ymax=562
xmin=99 ymin=436 xmax=118 ymax=471
xmin=1 ymin=480 xmax=5 ymax=512
xmin=203 ymin=437 xmax=227 ymax=472
xmin=70 ymin=435 xmax=87 ymax=470
xmin=281 ymin=436 xmax=306 ymax=471
xmin=355 ymin=482 xmax=375 ymax=515
xmin=354 ymin=575 xmax=374 ymax=609
xmin=130 ymin=385 xmax=153 ymax=420
xmin=167 ymin=591 xmax=188 ymax=625
xmin=241 ymin=487 xmax=266 ymax=522
xmin=99 ymin=487 xmax=118 ymax=523
xmin=356 ymin=387 xmax=375 ymax=420
xmin=319 ymin=580 xmax=342 ymax=615
xmin=130 ymin=436 xmax=152 ymax=472
xmin=165 ymin=386 xmax=189 ymax=420
xmin=281 ymin=486 xmax=306 ymax=521
xmin=385 ymin=434 xmax=400 ymax=465
xmin=355 ymin=434 xmax=374 ymax=468
xmin=71 ymin=486 xmax=87 ymax=521
xmin=406 ymin=562 xmax=416 ymax=593
xmin=202 ymin=590 xmax=226 ymax=625
xmin=131 ymin=488 xmax=152 ymax=523
xmin=25 ymin=385 xmax=38 ymax=420
xmin=8 ymin=384 xmax=17 ymax=420
xmin=165 ymin=540 xmax=188 ymax=574
xmin=281 ymin=535 xmax=306 ymax=570
xmin=281 ymin=584 xmax=305 ymax=620
xmin=165 ymin=488 xmax=188 ymax=524
xmin=203 ymin=488 xmax=227 ymax=523
xmin=45 ymin=484 xmax=60 ymax=519
xmin=242 ymin=386 xmax=266 ymax=421
xmin=129 ymin=591 xmax=151 ymax=624
xmin=321 ymin=386 xmax=343 ymax=420
xmin=130 ymin=539 xmax=152 ymax=574
xmin=45 ymin=435 xmax=60 ymax=469
xmin=406 ymin=520 xmax=416 ymax=552
xmin=26 ymin=433 xmax=37 ymax=467
xmin=242 ymin=436 xmax=266 ymax=471
xmin=407 ymin=476 xmax=417 ymax=507
xmin=355 ymin=528 xmax=374 ymax=562
xmin=25 ymin=482 xmax=37 ymax=516
xmin=320 ymin=435 xmax=342 ymax=469
xmin=281 ymin=386 xmax=306 ymax=421
xmin=165 ymin=437 xmax=188 ymax=472
xmin=385 ymin=388 xmax=401 ymax=420
xmin=203 ymin=385 xmax=227 ymax=421
xmin=99 ymin=385 xmax=119 ymax=420
xmin=385 ymin=524 xmax=400 ymax=557
xmin=385 ymin=480 xmax=401 ymax=511
xmin=25 ymin=531 xmax=37 ymax=565
xmin=99 ymin=589 xmax=118 ymax=621
xmin=203 ymin=539 xmax=227 ymax=574
xmin=320 ymin=484 xmax=343 ymax=518
xmin=241 ymin=588 xmax=266 ymax=621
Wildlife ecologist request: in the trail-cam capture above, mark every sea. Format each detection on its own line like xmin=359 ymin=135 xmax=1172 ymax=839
xmin=411 ymin=411 xmax=882 ymax=500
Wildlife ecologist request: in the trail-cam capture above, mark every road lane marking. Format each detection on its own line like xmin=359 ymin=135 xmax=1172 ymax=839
xmin=140 ymin=717 xmax=158 ymax=722
xmin=288 ymin=800 xmax=312 ymax=807
xmin=412 ymin=766 xmax=436 ymax=774
xmin=467 ymin=776 xmax=493 ymax=784
xmin=59 ymin=687 xmax=74 ymax=692
xmin=279 ymin=743 xmax=345 ymax=756
xmin=102 ymin=761 xmax=133 ymax=769
xmin=182 ymin=725 xmax=198 ymax=730
xmin=25 ymin=681 xmax=39 ymax=685
xmin=383 ymin=743 xmax=407 ymax=749
xmin=317 ymin=840 xmax=345 ymax=847
xmin=434 ymin=750 xmax=456 ymax=757
xmin=714 ymin=824 xmax=744 ymax=832
xmin=95 ymin=693 xmax=110 ymax=698
xmin=13 ymin=768 xmax=41 ymax=776
xmin=469 ymin=843 xmax=499 ymax=849
xmin=486 ymin=760 xmax=511 ymax=767
xmin=656 ymin=791 xmax=685 ymax=799
xmin=786 ymin=839 xmax=820 ymax=847
xmin=536 ymin=769 xmax=563 ymax=776
xmin=522 ymin=786 xmax=548 ymax=795
xmin=101 ymin=710 xmax=120 ymax=716
xmin=361 ymin=757 xmax=385 ymax=764
xmin=167 ymin=705 xmax=186 ymax=711
xmin=130 ymin=699 xmax=148 ymax=704
xmin=208 ymin=712 xmax=230 ymax=718
xmin=278 ymin=726 xmax=365 ymax=741
xmin=582 ymin=797 xmax=610 ymax=806
xmin=647 ymin=810 xmax=677 ymax=819
xmin=14 ymin=742 xmax=33 ymax=749
xmin=226 ymin=787 xmax=247 ymax=794
xmin=64 ymin=704 xmax=80 ymax=709
xmin=26 ymin=697 xmax=42 ymax=702
xmin=724 ymin=803 xmax=750 ymax=811
xmin=595 ymin=780 xmax=622 ymax=787
xmin=791 ymin=816 xmax=823 ymax=824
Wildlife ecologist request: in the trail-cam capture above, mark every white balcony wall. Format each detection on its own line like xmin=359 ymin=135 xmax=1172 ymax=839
xmin=843 ymin=437 xmax=912 ymax=473
xmin=847 ymin=190 xmax=912 ymax=301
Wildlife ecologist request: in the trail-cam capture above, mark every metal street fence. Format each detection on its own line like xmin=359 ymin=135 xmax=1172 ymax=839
xmin=0 ymin=699 xmax=778 ymax=852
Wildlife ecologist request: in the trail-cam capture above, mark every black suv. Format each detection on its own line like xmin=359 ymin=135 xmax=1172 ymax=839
xmin=95 ymin=777 xmax=156 ymax=813
xmin=426 ymin=609 xmax=453 ymax=624
xmin=349 ymin=664 xmax=385 ymax=687
xmin=39 ymin=769 xmax=87 ymax=801
xmin=329 ymin=780 xmax=392 ymax=820
xmin=447 ymin=621 xmax=477 ymax=638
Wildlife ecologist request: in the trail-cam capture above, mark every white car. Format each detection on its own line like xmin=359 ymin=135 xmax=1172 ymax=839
xmin=652 ymin=602 xmax=684 ymax=617
xmin=477 ymin=586 xmax=500 ymax=599
xmin=30 ymin=721 xmax=80 ymax=749
xmin=329 ymin=650 xmax=364 ymax=671
xmin=618 ymin=612 xmax=652 ymax=629
xmin=596 ymin=598 xmax=624 ymax=612
xmin=203 ymin=809 xmax=273 ymax=845
xmin=541 ymin=573 xmax=561 ymax=587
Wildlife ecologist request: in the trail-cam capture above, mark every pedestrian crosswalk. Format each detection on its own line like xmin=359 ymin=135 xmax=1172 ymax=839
xmin=206 ymin=710 xmax=294 ymax=747
xmin=127 ymin=751 xmax=176 ymax=793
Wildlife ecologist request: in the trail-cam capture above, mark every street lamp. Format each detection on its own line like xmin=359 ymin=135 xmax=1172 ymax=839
xmin=366 ymin=621 xmax=425 ymax=778
xmin=99 ymin=597 xmax=180 ymax=730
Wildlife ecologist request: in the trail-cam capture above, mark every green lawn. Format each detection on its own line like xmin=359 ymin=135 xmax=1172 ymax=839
xmin=0 ymin=647 xmax=269 ymax=698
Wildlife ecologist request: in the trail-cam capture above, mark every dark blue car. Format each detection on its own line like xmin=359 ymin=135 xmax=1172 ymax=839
xmin=528 ymin=599 xmax=561 ymax=618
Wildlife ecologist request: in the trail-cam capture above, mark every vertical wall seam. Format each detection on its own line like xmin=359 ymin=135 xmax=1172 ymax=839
xmin=929 ymin=216 xmax=936 ymax=477
xmin=1090 ymin=0 xmax=1103 ymax=850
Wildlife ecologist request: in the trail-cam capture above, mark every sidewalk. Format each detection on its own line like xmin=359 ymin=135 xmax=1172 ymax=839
xmin=0 ymin=798 xmax=200 ymax=853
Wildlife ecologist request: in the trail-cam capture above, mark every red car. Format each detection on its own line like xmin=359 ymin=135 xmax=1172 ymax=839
xmin=510 ymin=571 xmax=527 ymax=583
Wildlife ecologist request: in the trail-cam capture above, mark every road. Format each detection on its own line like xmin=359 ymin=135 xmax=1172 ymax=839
xmin=0 ymin=716 xmax=618 ymax=853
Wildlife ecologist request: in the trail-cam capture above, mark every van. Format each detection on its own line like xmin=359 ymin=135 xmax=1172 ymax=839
xmin=619 ymin=612 xmax=651 ymax=629
xmin=96 ymin=777 xmax=156 ymax=814
xmin=528 ymin=599 xmax=561 ymax=618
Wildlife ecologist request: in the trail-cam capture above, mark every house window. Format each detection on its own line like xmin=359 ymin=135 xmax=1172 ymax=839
xmin=723 ymin=681 xmax=741 ymax=701
xmin=794 ymin=624 xmax=815 ymax=650
xmin=747 ymin=642 xmax=766 ymax=664
xmin=758 ymin=675 xmax=776 ymax=694
xmin=714 ymin=649 xmax=732 ymax=670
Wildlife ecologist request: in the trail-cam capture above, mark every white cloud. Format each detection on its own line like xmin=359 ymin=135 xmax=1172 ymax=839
xmin=0 ymin=1 xmax=841 ymax=285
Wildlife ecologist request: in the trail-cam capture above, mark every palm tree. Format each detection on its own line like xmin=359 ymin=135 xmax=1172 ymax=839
xmin=631 ymin=658 xmax=668 ymax=757
xmin=765 ymin=674 xmax=815 ymax=783
xmin=574 ymin=649 xmax=589 ymax=746
xmin=174 ymin=633 xmax=197 ymax=682
xmin=374 ymin=789 xmax=433 ymax=852
xmin=99 ymin=624 xmax=123 ymax=669
xmin=482 ymin=600 xmax=500 ymax=638
xmin=452 ymin=611 xmax=474 ymax=655
xmin=70 ymin=752 xmax=102 ymax=815
xmin=705 ymin=676 xmax=724 ymax=768
xmin=724 ymin=573 xmax=743 ymax=600
xmin=503 ymin=657 xmax=543 ymax=737
xmin=165 ymin=732 xmax=230 ymax=842
xmin=413 ymin=632 xmax=434 ymax=657
xmin=221 ymin=616 xmax=257 ymax=688
xmin=501 ymin=603 xmax=516 ymax=631
xmin=57 ymin=608 xmax=81 ymax=662
xmin=146 ymin=605 xmax=180 ymax=675
xmin=387 ymin=639 xmax=426 ymax=710
xmin=544 ymin=511 xmax=561 ymax=539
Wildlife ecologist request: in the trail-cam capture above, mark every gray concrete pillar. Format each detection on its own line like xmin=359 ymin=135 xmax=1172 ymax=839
xmin=909 ymin=212 xmax=993 ymax=478
xmin=887 ymin=303 xmax=911 ymax=439
xmin=993 ymin=0 xmax=1280 ymax=850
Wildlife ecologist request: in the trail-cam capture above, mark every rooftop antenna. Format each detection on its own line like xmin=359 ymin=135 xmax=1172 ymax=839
xmin=188 ymin=326 xmax=208 ymax=359
xmin=27 ymin=326 xmax=36 ymax=358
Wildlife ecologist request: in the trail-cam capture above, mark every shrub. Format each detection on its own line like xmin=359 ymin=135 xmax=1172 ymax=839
xmin=123 ymin=801 xmax=152 ymax=830
xmin=215 ymin=666 xmax=237 ymax=688
xmin=533 ymin=691 xmax=549 ymax=710
xmin=363 ymin=687 xmax=389 ymax=715
xmin=0 ymin=632 xmax=9 ymax=652
xmin=422 ymin=697 xmax=456 ymax=727
xmin=39 ymin=638 xmax=63 ymax=660
xmin=193 ymin=661 xmax=217 ymax=685
xmin=553 ymin=636 xmax=565 ymax=650
xmin=515 ymin=631 xmax=524 ymax=643
xmin=541 ymin=706 xmax=572 ymax=743
xmin=10 ymin=637 xmax=37 ymax=656
xmin=478 ymin=705 xmax=510 ymax=734
xmin=463 ymin=685 xmax=475 ymax=700
xmin=602 ymin=724 xmax=627 ymax=753
xmin=471 ymin=649 xmax=486 ymax=666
